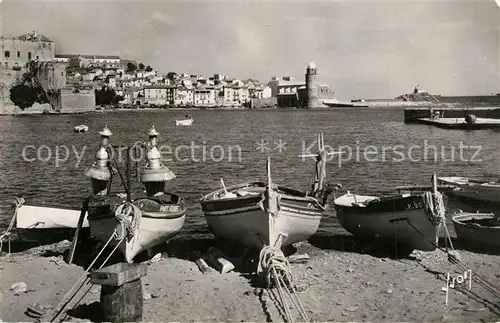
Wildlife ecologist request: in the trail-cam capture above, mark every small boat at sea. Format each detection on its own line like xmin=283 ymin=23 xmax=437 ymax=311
xmin=15 ymin=202 xmax=89 ymax=243
xmin=452 ymin=212 xmax=500 ymax=249
xmin=175 ymin=115 xmax=193 ymax=126
xmin=74 ymin=125 xmax=89 ymax=133
xmin=334 ymin=175 xmax=445 ymax=254
xmin=85 ymin=126 xmax=186 ymax=263
xmin=200 ymin=133 xmax=338 ymax=249
xmin=438 ymin=176 xmax=500 ymax=205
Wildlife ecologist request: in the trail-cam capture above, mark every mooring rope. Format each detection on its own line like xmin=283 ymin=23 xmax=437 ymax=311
xmin=405 ymin=217 xmax=500 ymax=300
xmin=49 ymin=229 xmax=125 ymax=323
xmin=422 ymin=191 xmax=446 ymax=226
xmin=0 ymin=197 xmax=25 ymax=253
xmin=114 ymin=202 xmax=141 ymax=242
xmin=257 ymin=246 xmax=310 ymax=323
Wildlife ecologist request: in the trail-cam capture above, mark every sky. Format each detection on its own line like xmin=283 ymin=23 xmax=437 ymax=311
xmin=0 ymin=0 xmax=498 ymax=99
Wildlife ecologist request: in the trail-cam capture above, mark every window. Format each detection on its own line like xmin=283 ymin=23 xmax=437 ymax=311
xmin=36 ymin=56 xmax=39 ymax=60
xmin=17 ymin=51 xmax=20 ymax=58
xmin=4 ymin=51 xmax=10 ymax=58
xmin=28 ymin=52 xmax=32 ymax=60
xmin=4 ymin=62 xmax=8 ymax=67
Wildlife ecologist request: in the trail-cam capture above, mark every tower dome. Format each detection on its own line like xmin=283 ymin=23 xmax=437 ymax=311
xmin=307 ymin=61 xmax=316 ymax=70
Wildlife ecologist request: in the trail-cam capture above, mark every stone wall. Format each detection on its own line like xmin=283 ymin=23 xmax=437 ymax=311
xmin=249 ymin=97 xmax=277 ymax=108
xmin=60 ymin=90 xmax=95 ymax=113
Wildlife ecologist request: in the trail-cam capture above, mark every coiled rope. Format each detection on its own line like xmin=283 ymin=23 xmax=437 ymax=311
xmin=422 ymin=191 xmax=446 ymax=226
xmin=0 ymin=197 xmax=25 ymax=254
xmin=114 ymin=202 xmax=141 ymax=242
xmin=257 ymin=245 xmax=309 ymax=323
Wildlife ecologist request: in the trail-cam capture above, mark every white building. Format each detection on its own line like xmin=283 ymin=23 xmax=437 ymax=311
xmin=250 ymin=86 xmax=272 ymax=99
xmin=143 ymin=86 xmax=175 ymax=105
xmin=174 ymin=87 xmax=194 ymax=105
xmin=194 ymin=86 xmax=216 ymax=106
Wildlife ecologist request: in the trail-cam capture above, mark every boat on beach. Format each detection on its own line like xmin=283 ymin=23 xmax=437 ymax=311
xmin=73 ymin=125 xmax=89 ymax=133
xmin=84 ymin=126 xmax=186 ymax=263
xmin=438 ymin=176 xmax=500 ymax=205
xmin=87 ymin=193 xmax=186 ymax=263
xmin=200 ymin=133 xmax=339 ymax=250
xmin=15 ymin=202 xmax=89 ymax=243
xmin=452 ymin=212 xmax=500 ymax=249
xmin=334 ymin=175 xmax=445 ymax=254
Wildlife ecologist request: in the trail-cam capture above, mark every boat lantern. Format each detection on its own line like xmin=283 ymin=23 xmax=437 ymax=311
xmin=141 ymin=126 xmax=176 ymax=196
xmin=85 ymin=125 xmax=113 ymax=195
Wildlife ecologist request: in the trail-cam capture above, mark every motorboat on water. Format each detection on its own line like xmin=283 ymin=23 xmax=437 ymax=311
xmin=74 ymin=125 xmax=89 ymax=133
xmin=175 ymin=115 xmax=193 ymax=126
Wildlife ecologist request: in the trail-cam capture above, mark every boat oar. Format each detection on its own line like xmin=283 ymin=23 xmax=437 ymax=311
xmin=67 ymin=198 xmax=89 ymax=265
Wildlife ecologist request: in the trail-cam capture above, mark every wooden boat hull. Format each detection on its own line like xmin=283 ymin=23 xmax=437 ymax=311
xmin=334 ymin=193 xmax=437 ymax=251
xmin=88 ymin=194 xmax=186 ymax=263
xmin=438 ymin=176 xmax=500 ymax=204
xmin=16 ymin=204 xmax=89 ymax=243
xmin=452 ymin=213 xmax=500 ymax=248
xmin=175 ymin=119 xmax=193 ymax=126
xmin=201 ymin=182 xmax=324 ymax=249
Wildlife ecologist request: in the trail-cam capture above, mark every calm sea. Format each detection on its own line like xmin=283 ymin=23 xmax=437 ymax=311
xmin=1 ymin=108 xmax=499 ymax=237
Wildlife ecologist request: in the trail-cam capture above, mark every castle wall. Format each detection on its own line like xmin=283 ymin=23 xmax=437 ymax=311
xmin=0 ymin=38 xmax=55 ymax=69
xmin=60 ymin=90 xmax=96 ymax=113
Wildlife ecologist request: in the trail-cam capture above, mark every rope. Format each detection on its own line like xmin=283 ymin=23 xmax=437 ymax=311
xmin=405 ymin=218 xmax=500 ymax=301
xmin=49 ymin=229 xmax=125 ymax=322
xmin=0 ymin=197 xmax=25 ymax=254
xmin=114 ymin=202 xmax=141 ymax=242
xmin=257 ymin=245 xmax=310 ymax=323
xmin=422 ymin=191 xmax=446 ymax=226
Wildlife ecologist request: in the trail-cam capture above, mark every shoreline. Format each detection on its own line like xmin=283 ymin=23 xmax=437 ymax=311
xmin=2 ymin=236 xmax=500 ymax=322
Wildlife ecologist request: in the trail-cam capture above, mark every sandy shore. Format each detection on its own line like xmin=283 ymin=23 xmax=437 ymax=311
xmin=1 ymin=235 xmax=500 ymax=322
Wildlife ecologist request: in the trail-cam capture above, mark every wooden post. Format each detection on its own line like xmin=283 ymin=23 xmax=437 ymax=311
xmin=432 ymin=173 xmax=438 ymax=195
xmin=90 ymin=262 xmax=147 ymax=323
xmin=67 ymin=198 xmax=89 ymax=264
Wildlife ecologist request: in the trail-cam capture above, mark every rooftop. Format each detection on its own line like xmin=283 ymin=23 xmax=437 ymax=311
xmin=12 ymin=31 xmax=53 ymax=42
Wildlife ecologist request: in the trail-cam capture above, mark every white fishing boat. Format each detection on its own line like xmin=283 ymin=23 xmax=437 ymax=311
xmin=16 ymin=203 xmax=89 ymax=242
xmin=87 ymin=193 xmax=186 ymax=263
xmin=438 ymin=176 xmax=500 ymax=205
xmin=74 ymin=125 xmax=89 ymax=133
xmin=175 ymin=117 xmax=193 ymax=126
xmin=84 ymin=126 xmax=186 ymax=263
xmin=334 ymin=175 xmax=445 ymax=254
xmin=200 ymin=133 xmax=339 ymax=249
xmin=452 ymin=212 xmax=500 ymax=248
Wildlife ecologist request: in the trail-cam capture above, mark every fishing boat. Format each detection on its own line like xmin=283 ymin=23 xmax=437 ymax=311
xmin=74 ymin=125 xmax=89 ymax=133
xmin=334 ymin=175 xmax=445 ymax=253
xmin=452 ymin=212 xmax=500 ymax=248
xmin=200 ymin=133 xmax=339 ymax=250
xmin=85 ymin=126 xmax=186 ymax=263
xmin=175 ymin=116 xmax=193 ymax=126
xmin=15 ymin=202 xmax=89 ymax=243
xmin=438 ymin=176 xmax=500 ymax=205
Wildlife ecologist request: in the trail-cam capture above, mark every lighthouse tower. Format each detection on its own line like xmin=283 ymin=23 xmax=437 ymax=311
xmin=305 ymin=61 xmax=318 ymax=109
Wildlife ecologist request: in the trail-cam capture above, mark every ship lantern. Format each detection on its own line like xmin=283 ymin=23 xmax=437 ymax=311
xmin=85 ymin=125 xmax=113 ymax=195
xmin=141 ymin=126 xmax=176 ymax=196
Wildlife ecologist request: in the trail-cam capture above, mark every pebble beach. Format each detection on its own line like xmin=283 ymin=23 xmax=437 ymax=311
xmin=2 ymin=235 xmax=500 ymax=322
